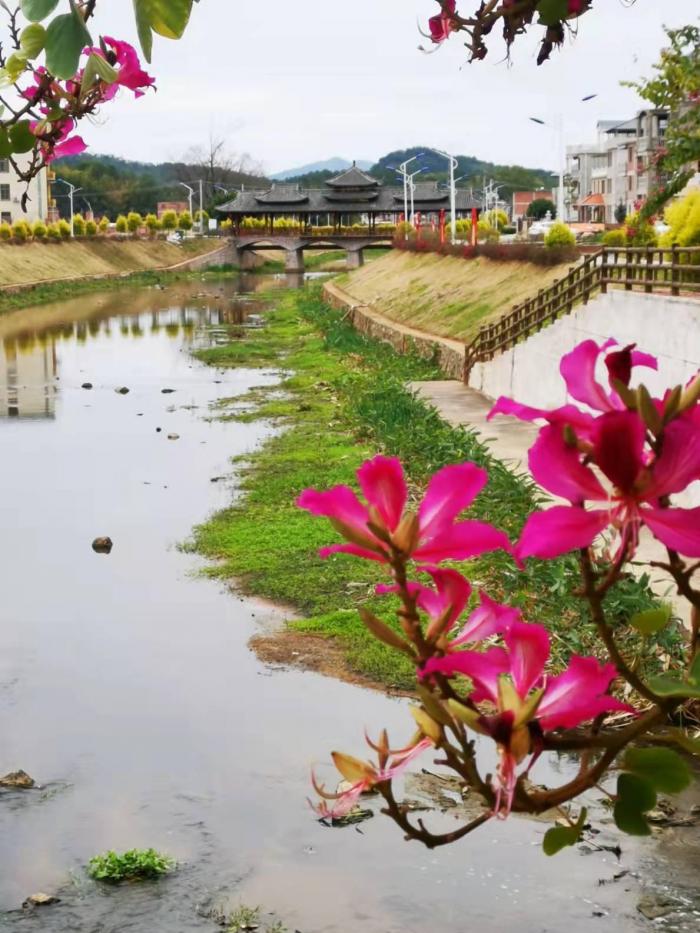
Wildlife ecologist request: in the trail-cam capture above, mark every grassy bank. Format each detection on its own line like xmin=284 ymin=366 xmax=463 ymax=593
xmin=334 ymin=250 xmax=573 ymax=342
xmin=192 ymin=285 xmax=671 ymax=691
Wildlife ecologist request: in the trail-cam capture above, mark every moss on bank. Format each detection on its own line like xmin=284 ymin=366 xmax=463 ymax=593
xmin=191 ymin=286 xmax=673 ymax=691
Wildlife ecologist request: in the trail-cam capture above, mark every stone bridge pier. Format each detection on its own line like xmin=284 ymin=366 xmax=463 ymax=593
xmin=229 ymin=234 xmax=392 ymax=274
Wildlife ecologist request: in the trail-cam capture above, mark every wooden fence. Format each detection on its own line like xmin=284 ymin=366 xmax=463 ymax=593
xmin=464 ymin=245 xmax=700 ymax=376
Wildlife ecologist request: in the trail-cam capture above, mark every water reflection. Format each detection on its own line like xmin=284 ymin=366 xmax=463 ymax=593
xmin=0 ymin=277 xmax=273 ymax=420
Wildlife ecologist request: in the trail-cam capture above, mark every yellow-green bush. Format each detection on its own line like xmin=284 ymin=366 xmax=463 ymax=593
xmin=545 ymin=222 xmax=576 ymax=248
xmin=85 ymin=219 xmax=98 ymax=236
xmin=661 ymin=190 xmax=700 ymax=247
xmin=127 ymin=212 xmax=142 ymax=234
xmin=47 ymin=222 xmax=60 ymax=240
xmin=12 ymin=220 xmax=28 ymax=241
xmin=58 ymin=219 xmax=71 ymax=239
xmin=32 ymin=220 xmax=47 ymax=239
xmin=98 ymin=215 xmax=110 ymax=233
xmin=0 ymin=222 xmax=11 ymax=241
xmin=603 ymin=229 xmax=627 ymax=247
xmin=624 ymin=212 xmax=657 ymax=247
xmin=72 ymin=213 xmax=86 ymax=236
xmin=161 ymin=210 xmax=178 ymax=231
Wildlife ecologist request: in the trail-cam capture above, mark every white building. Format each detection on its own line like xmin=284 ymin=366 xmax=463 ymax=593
xmin=0 ymin=155 xmax=51 ymax=226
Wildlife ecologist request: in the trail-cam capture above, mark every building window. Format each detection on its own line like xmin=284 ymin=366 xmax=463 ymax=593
xmin=0 ymin=160 xmax=9 ymax=173
xmin=1 ymin=212 xmax=11 ymax=224
xmin=0 ymin=184 xmax=10 ymax=201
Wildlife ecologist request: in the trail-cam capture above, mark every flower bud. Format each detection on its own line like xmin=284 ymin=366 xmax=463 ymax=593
xmin=636 ymin=385 xmax=662 ymax=435
xmin=331 ymin=751 xmax=375 ymax=783
xmin=391 ymin=511 xmax=420 ymax=555
xmin=410 ymin=706 xmax=443 ymax=743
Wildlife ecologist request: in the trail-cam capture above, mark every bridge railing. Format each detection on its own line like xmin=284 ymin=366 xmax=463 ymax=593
xmin=464 ymin=245 xmax=700 ymax=377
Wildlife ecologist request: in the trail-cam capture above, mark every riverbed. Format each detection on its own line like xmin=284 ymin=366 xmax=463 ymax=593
xmin=0 ymin=276 xmax=699 ymax=933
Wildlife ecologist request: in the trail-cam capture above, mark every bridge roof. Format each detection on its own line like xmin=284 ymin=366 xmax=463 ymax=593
xmin=326 ymin=163 xmax=380 ymax=187
xmin=218 ymin=186 xmax=480 ymax=215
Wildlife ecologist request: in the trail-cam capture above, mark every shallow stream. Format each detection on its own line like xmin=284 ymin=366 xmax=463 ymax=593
xmin=0 ymin=275 xmax=699 ymax=932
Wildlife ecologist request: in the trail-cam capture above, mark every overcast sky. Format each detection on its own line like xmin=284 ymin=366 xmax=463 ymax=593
xmin=78 ymin=1 xmax=698 ymax=174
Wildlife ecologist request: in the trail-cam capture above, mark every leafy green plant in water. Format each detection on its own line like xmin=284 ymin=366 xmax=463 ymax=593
xmin=87 ymin=848 xmax=175 ymax=884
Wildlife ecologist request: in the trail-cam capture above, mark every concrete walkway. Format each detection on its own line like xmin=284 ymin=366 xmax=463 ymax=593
xmin=411 ymin=380 xmax=688 ymax=626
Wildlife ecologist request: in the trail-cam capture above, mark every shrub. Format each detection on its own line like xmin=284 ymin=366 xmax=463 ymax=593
xmin=32 ymin=220 xmax=47 ymax=239
xmin=0 ymin=222 xmax=12 ymax=241
xmin=72 ymin=213 xmax=86 ymax=236
xmin=47 ymin=222 xmax=60 ymax=240
xmin=12 ymin=220 xmax=28 ymax=241
xmin=661 ymin=190 xmax=700 ymax=247
xmin=477 ymin=219 xmax=500 ymax=242
xmin=624 ymin=211 xmax=657 ymax=247
xmin=194 ymin=209 xmax=210 ymax=229
xmin=127 ymin=211 xmax=142 ymax=234
xmin=98 ymin=215 xmax=110 ymax=233
xmin=58 ymin=219 xmax=71 ymax=239
xmin=220 ymin=218 xmax=233 ymax=232
xmin=178 ymin=210 xmax=193 ymax=231
xmin=88 ymin=849 xmax=175 ymax=884
xmin=393 ymin=220 xmax=416 ymax=243
xmin=85 ymin=219 xmax=98 ymax=236
xmin=602 ymin=228 xmax=627 ymax=247
xmin=545 ymin=222 xmax=576 ymax=248
xmin=144 ymin=213 xmax=159 ymax=235
xmin=527 ymin=198 xmax=556 ymax=220
xmin=160 ymin=210 xmax=178 ymax=231
xmin=115 ymin=215 xmax=128 ymax=234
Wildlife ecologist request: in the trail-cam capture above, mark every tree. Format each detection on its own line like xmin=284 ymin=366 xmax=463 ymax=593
xmin=72 ymin=213 xmax=86 ymax=236
xmin=179 ymin=136 xmax=265 ymax=211
xmin=32 ymin=220 xmax=47 ymax=239
xmin=527 ymin=198 xmax=556 ymax=220
xmin=144 ymin=213 xmax=160 ymax=236
xmin=115 ymin=215 xmax=128 ymax=234
xmin=161 ymin=210 xmax=178 ymax=231
xmin=127 ymin=212 xmax=143 ymax=234
xmin=178 ymin=210 xmax=194 ymax=232
xmin=85 ymin=219 xmax=98 ymax=237
xmin=627 ymin=25 xmax=700 ymax=214
xmin=98 ymin=216 xmax=110 ymax=233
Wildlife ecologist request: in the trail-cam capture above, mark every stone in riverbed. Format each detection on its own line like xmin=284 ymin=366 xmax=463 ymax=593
xmin=92 ymin=537 xmax=113 ymax=554
xmin=115 ymin=386 xmax=130 ymax=395
xmin=23 ymin=893 xmax=60 ymax=908
xmin=167 ymin=434 xmax=180 ymax=441
xmin=81 ymin=382 xmax=93 ymax=390
xmin=161 ymin=388 xmax=176 ymax=394
xmin=0 ymin=770 xmax=35 ymax=789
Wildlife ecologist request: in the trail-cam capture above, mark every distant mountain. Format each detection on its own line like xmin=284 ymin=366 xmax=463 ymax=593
xmin=371 ymin=147 xmax=557 ymax=200
xmin=271 ymin=157 xmax=373 ymax=181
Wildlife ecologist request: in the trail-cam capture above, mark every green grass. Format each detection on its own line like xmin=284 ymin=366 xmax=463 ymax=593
xmin=88 ymin=849 xmax=175 ymax=884
xmin=192 ymin=286 xmax=677 ymax=690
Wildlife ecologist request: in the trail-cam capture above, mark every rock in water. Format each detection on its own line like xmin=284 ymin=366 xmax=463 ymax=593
xmin=81 ymin=382 xmax=93 ymax=390
xmin=167 ymin=434 xmax=180 ymax=441
xmin=161 ymin=388 xmax=176 ymax=394
xmin=115 ymin=386 xmax=130 ymax=395
xmin=92 ymin=537 xmax=114 ymax=554
xmin=0 ymin=770 xmax=35 ymax=789
xmin=23 ymin=893 xmax=60 ymax=908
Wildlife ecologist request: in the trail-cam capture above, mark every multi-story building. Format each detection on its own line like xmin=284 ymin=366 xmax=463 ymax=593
xmin=0 ymin=154 xmax=51 ymax=226
xmin=566 ymin=108 xmax=668 ymax=224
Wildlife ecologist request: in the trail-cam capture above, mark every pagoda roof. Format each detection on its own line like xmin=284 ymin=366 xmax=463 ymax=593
xmin=217 ymin=186 xmax=480 ymax=215
xmin=394 ymin=182 xmax=449 ymax=204
xmin=326 ymin=162 xmax=380 ymax=188
xmin=254 ymin=184 xmax=309 ymax=205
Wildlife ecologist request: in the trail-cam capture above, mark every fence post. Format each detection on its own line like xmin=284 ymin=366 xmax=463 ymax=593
xmin=644 ymin=245 xmax=653 ymax=294
xmin=600 ymin=248 xmax=608 ymax=294
xmin=671 ymin=243 xmax=679 ymax=297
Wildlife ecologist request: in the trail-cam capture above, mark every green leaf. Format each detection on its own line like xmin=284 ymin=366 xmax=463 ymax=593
xmin=689 ymin=652 xmax=700 ymax=685
xmin=5 ymin=52 xmax=29 ymax=82
xmin=613 ymin=773 xmax=656 ymax=836
xmin=624 ymin=747 xmax=692 ymax=794
xmin=543 ymin=807 xmax=587 ymax=856
xmin=536 ymin=0 xmax=569 ymax=26
xmin=630 ymin=605 xmax=671 ymax=636
xmin=20 ymin=24 xmax=47 ymax=59
xmin=132 ymin=0 xmax=193 ymax=61
xmin=9 ymin=121 xmax=36 ymax=154
xmin=666 ymin=727 xmax=700 ymax=757
xmin=20 ymin=0 xmax=60 ymax=22
xmin=613 ymin=800 xmax=652 ymax=836
xmin=647 ymin=674 xmax=700 ymax=699
xmin=0 ymin=128 xmax=13 ymax=159
xmin=45 ymin=6 xmax=92 ymax=80
xmin=80 ymin=52 xmax=118 ymax=99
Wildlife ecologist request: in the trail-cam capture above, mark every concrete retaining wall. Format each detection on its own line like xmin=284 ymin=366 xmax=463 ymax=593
xmin=323 ymin=281 xmax=466 ymax=379
xmin=469 ymin=290 xmax=700 ymax=408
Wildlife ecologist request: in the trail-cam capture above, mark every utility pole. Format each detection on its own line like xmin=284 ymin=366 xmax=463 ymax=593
xmin=429 ymin=148 xmax=458 ymax=244
xmin=55 ymin=179 xmax=82 ymax=237
xmin=178 ymin=181 xmax=194 ymax=225
xmin=199 ymin=178 xmax=205 ymax=235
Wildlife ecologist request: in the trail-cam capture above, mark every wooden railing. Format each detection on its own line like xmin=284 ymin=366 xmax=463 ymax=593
xmin=464 ymin=245 xmax=700 ymax=376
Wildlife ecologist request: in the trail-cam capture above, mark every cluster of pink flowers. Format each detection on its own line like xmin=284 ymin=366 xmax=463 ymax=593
xmin=300 ymin=336 xmax=700 ymax=821
xmin=23 ymin=38 xmax=154 ymax=163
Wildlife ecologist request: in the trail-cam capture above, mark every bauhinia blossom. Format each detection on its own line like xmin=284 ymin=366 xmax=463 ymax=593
xmin=422 ymin=0 xmax=458 ymax=46
xmin=92 ymin=37 xmax=156 ymax=99
xmin=517 ymin=410 xmax=700 ymax=560
xmin=297 ymin=455 xmax=510 ymax=565
xmin=422 ymin=620 xmax=630 ymax=816
xmin=311 ymin=733 xmax=433 ymax=820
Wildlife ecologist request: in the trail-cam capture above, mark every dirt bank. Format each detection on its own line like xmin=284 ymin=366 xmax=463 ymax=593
xmin=334 ymin=250 xmax=573 ymax=342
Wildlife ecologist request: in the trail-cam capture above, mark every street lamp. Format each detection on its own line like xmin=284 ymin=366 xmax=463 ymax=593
xmin=397 ymin=154 xmax=424 ymax=227
xmin=178 ymin=181 xmax=194 ymax=222
xmin=529 ymin=94 xmax=598 ymax=222
xmin=407 ymin=167 xmax=426 ymax=224
xmin=55 ymin=178 xmax=82 ymax=237
xmin=427 ymin=147 xmax=459 ymax=244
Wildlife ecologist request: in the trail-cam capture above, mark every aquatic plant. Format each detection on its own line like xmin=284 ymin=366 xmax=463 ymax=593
xmin=302 ymin=337 xmax=700 ymax=852
xmin=88 ymin=848 xmax=175 ymax=884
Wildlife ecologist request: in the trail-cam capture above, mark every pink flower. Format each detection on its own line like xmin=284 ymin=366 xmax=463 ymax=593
xmin=419 ymin=1 xmax=457 ymax=47
xmin=297 ymin=455 xmax=510 ymax=565
xmin=517 ymin=410 xmax=700 ymax=560
xmin=97 ymin=37 xmax=155 ymax=98
xmin=311 ymin=735 xmax=433 ymax=820
xmin=488 ymin=339 xmax=657 ymax=430
xmin=422 ymin=620 xmax=630 ymax=815
xmin=51 ymin=134 xmax=87 ymax=160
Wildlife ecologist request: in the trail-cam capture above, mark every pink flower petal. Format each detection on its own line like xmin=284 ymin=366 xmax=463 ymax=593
xmin=318 ymin=543 xmax=386 ymax=563
xmin=528 ymin=424 xmax=606 ymax=504
xmin=52 ymin=135 xmax=87 ymax=159
xmin=592 ymin=411 xmax=646 ymax=493
xmin=422 ymin=646 xmax=509 ymax=703
xmin=414 ymin=519 xmax=510 ymax=563
xmin=504 ymin=620 xmax=549 ymax=696
xmin=560 ymin=339 xmax=615 ymax=413
xmin=645 ymin=418 xmax=700 ymax=498
xmin=418 ymin=462 xmax=488 ymax=541
xmin=297 ymin=486 xmax=370 ymax=534
xmin=381 ymin=737 xmax=433 ymax=780
xmin=419 ymin=567 xmax=472 ymax=628
xmin=642 ymin=506 xmax=700 ymax=557
xmin=357 ymin=455 xmax=406 ymax=531
xmin=537 ymin=656 xmax=631 ymax=730
xmin=516 ymin=506 xmax=609 ymax=560
xmin=451 ymin=591 xmax=520 ymax=646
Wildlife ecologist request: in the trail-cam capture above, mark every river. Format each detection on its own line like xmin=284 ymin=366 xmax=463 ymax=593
xmin=0 ymin=275 xmax=698 ymax=932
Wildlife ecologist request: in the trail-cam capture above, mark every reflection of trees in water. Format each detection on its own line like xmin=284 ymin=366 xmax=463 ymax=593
xmin=75 ymin=322 xmax=88 ymax=344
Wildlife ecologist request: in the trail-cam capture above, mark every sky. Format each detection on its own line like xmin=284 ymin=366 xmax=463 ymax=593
xmin=77 ymin=0 xmax=699 ymax=174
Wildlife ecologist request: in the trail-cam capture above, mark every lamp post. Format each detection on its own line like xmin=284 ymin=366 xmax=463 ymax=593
xmin=529 ymin=94 xmax=597 ymax=223
xmin=407 ymin=167 xmax=426 ymax=224
xmin=397 ymin=154 xmax=423 ymax=230
xmin=178 ymin=181 xmax=194 ymax=225
xmin=428 ymin=148 xmax=459 ymax=244
xmin=55 ymin=178 xmax=81 ymax=237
